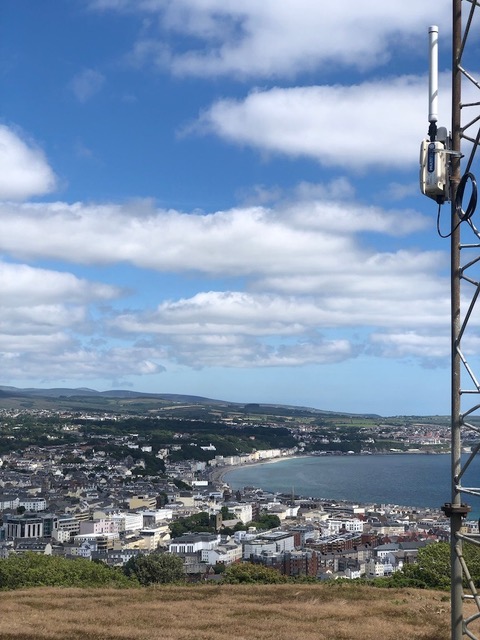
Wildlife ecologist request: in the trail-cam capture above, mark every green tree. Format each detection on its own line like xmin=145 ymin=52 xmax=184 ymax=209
xmin=222 ymin=562 xmax=288 ymax=584
xmin=169 ymin=512 xmax=215 ymax=538
xmin=382 ymin=542 xmax=480 ymax=591
xmin=172 ymin=478 xmax=192 ymax=490
xmin=213 ymin=562 xmax=226 ymax=574
xmin=403 ymin=542 xmax=451 ymax=590
xmin=249 ymin=513 xmax=281 ymax=530
xmin=221 ymin=505 xmax=235 ymax=520
xmin=157 ymin=492 xmax=169 ymax=507
xmin=123 ymin=552 xmax=185 ymax=586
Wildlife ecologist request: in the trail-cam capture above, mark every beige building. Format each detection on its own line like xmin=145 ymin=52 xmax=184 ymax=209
xmin=127 ymin=495 xmax=157 ymax=510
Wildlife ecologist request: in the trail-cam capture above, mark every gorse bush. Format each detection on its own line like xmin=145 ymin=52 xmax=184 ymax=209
xmin=222 ymin=562 xmax=289 ymax=584
xmin=0 ymin=553 xmax=135 ymax=590
xmin=124 ymin=552 xmax=185 ymax=585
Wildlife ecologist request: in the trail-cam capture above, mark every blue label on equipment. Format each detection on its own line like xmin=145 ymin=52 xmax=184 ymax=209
xmin=427 ymin=143 xmax=435 ymax=173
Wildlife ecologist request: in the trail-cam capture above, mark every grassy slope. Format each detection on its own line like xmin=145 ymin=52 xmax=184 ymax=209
xmin=0 ymin=583 xmax=470 ymax=640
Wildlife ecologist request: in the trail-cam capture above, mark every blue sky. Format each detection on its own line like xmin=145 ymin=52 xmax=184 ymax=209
xmin=0 ymin=0 xmax=459 ymax=415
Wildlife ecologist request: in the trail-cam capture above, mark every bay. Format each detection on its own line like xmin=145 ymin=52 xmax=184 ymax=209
xmin=223 ymin=454 xmax=480 ymax=515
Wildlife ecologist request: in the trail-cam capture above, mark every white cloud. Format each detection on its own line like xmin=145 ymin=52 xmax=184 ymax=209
xmin=0 ymin=341 xmax=166 ymax=381
xmin=169 ymin=336 xmax=357 ymax=369
xmin=70 ymin=69 xmax=105 ymax=103
xmin=257 ymin=251 xmax=446 ymax=302
xmin=370 ymin=331 xmax=450 ymax=360
xmin=0 ymin=262 xmax=120 ymax=305
xmin=1 ymin=1 xmax=466 ymax=404
xmin=0 ymin=195 xmax=430 ymax=277
xmin=0 ymin=262 xmax=121 ymax=348
xmin=0 ymin=188 xmax=451 ymax=371
xmin=192 ymin=74 xmax=453 ymax=170
xmin=0 ymin=305 xmax=87 ymax=335
xmin=127 ymin=331 xmax=357 ymax=369
xmin=90 ymin=0 xmax=451 ymax=79
xmin=113 ymin=286 xmax=449 ymax=339
xmin=0 ymin=263 xmax=165 ymax=381
xmin=0 ymin=126 xmax=57 ymax=200
xmin=105 ymin=272 xmax=450 ymax=371
xmin=379 ymin=182 xmax=419 ymax=202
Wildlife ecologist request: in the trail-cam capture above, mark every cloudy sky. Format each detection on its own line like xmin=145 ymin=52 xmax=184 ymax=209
xmin=0 ymin=0 xmax=459 ymax=415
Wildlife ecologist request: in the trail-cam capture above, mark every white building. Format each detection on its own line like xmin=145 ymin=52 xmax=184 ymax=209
xmin=226 ymin=503 xmax=252 ymax=525
xmin=65 ymin=541 xmax=93 ymax=559
xmin=344 ymin=566 xmax=363 ymax=580
xmin=366 ymin=559 xmax=396 ymax=578
xmin=73 ymin=532 xmax=117 ymax=549
xmin=56 ymin=516 xmax=81 ymax=539
xmin=139 ymin=524 xmax=171 ymax=550
xmin=53 ymin=529 xmax=72 ymax=543
xmin=258 ymin=531 xmax=296 ymax=553
xmin=366 ymin=559 xmax=386 ymax=578
xmin=0 ymin=495 xmax=19 ymax=510
xmin=326 ymin=518 xmax=364 ymax=535
xmin=252 ymin=449 xmax=282 ymax=461
xmin=142 ymin=508 xmax=173 ymax=524
xmin=79 ymin=519 xmax=120 ymax=537
xmin=375 ymin=544 xmax=400 ymax=561
xmin=169 ymin=533 xmax=221 ymax=555
xmin=18 ymin=497 xmax=47 ymax=512
xmin=243 ymin=531 xmax=296 ymax=559
xmin=201 ymin=543 xmax=243 ymax=565
xmin=243 ymin=540 xmax=277 ymax=559
xmin=303 ymin=509 xmax=329 ymax=523
xmin=233 ymin=530 xmax=256 ymax=544
xmin=110 ymin=512 xmax=143 ymax=533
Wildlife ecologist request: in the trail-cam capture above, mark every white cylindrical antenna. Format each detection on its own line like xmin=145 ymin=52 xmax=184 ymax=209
xmin=428 ymin=25 xmax=439 ymax=123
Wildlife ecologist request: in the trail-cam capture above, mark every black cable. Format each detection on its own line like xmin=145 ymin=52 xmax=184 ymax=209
xmin=437 ymin=172 xmax=478 ymax=238
xmin=455 ymin=171 xmax=477 ymax=222
xmin=437 ymin=202 xmax=461 ymax=238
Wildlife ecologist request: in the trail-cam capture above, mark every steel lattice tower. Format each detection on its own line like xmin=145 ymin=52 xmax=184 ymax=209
xmin=443 ymin=1 xmax=480 ymax=637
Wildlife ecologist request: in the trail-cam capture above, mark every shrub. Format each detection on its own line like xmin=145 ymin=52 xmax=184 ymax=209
xmin=124 ymin=552 xmax=185 ymax=586
xmin=222 ymin=562 xmax=288 ymax=584
xmin=0 ymin=553 xmax=135 ymax=590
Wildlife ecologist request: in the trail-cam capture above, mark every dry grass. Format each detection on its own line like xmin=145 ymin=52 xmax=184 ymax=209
xmin=0 ymin=583 xmax=473 ymax=640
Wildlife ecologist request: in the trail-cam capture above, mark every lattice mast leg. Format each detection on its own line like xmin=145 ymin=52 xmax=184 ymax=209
xmin=449 ymin=1 xmax=463 ymax=637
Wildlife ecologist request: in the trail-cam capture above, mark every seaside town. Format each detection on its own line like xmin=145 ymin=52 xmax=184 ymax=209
xmin=0 ymin=403 xmax=470 ymax=582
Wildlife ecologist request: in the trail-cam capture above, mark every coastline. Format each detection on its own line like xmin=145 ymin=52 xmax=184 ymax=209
xmin=207 ymin=454 xmax=304 ymax=486
xmin=205 ymin=451 xmax=466 ymax=515
xmin=207 ymin=450 xmax=450 ymax=488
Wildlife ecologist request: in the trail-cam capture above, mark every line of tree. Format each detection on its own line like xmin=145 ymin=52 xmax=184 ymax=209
xmin=0 ymin=553 xmax=314 ymax=589
xmin=0 ymin=551 xmax=186 ymax=591
xmin=168 ymin=510 xmax=282 ymax=538
xmin=3 ymin=541 xmax=476 ymax=591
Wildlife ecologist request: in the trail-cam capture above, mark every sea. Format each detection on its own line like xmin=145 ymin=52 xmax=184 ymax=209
xmin=222 ymin=453 xmax=480 ymax=517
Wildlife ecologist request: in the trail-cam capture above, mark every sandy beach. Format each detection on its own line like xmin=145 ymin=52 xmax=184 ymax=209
xmin=207 ymin=455 xmax=304 ymax=487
